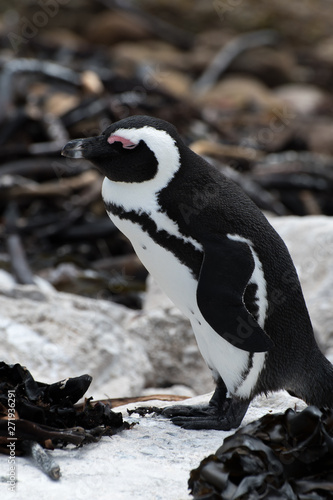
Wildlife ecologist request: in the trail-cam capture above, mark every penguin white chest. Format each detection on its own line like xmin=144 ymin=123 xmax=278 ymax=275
xmin=108 ymin=212 xmax=265 ymax=397
xmin=109 ymin=213 xmax=197 ymax=315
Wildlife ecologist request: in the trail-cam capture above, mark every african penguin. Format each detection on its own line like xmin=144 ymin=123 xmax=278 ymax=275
xmin=62 ymin=115 xmax=333 ymax=430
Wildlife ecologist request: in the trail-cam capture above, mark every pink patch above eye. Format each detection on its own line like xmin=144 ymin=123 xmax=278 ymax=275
xmin=107 ymin=135 xmax=138 ymax=149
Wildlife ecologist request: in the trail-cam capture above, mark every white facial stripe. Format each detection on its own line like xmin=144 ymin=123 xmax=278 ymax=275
xmin=102 ymin=126 xmax=202 ymax=251
xmin=101 ymin=126 xmax=180 ymax=212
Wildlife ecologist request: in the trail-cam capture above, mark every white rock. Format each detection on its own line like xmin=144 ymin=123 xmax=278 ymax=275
xmin=142 ymin=384 xmax=196 ymax=398
xmin=0 ymin=269 xmax=16 ymax=289
xmin=274 ymin=83 xmax=329 ymax=115
xmin=0 ymin=286 xmax=152 ymax=398
xmin=124 ymin=304 xmax=213 ymax=395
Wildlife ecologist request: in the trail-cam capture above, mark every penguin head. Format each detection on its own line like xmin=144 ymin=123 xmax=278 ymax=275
xmin=61 ymin=115 xmax=182 ymax=185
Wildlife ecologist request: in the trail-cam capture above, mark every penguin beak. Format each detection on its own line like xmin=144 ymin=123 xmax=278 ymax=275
xmin=61 ymin=136 xmax=110 ymax=160
xmin=61 ymin=138 xmax=87 ymax=159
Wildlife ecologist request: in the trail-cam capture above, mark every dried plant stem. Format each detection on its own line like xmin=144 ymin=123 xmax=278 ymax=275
xmin=23 ymin=441 xmax=61 ymax=481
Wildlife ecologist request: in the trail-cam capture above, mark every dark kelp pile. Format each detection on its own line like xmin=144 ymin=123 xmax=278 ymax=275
xmin=189 ymin=406 xmax=333 ymax=499
xmin=0 ymin=362 xmax=131 ymax=478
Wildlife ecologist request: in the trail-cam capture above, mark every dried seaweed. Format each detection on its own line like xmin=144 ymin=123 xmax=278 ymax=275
xmin=193 ymin=29 xmax=279 ymax=94
xmin=189 ymin=406 xmax=333 ymax=499
xmin=127 ymin=406 xmax=164 ymax=417
xmin=0 ymin=361 xmax=131 ymax=455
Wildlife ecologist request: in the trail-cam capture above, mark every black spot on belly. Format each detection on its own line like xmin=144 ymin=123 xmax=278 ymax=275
xmin=142 ymin=244 xmax=147 ymax=250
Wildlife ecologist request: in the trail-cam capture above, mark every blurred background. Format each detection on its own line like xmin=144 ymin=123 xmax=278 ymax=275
xmin=1 ymin=0 xmax=333 ymax=308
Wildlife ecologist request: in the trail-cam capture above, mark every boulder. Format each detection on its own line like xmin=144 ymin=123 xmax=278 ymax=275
xmin=0 ymin=282 xmax=152 ymax=399
xmin=125 ymin=294 xmax=214 ymax=394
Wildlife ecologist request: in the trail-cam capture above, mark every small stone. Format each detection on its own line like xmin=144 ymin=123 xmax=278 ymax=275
xmin=307 ymin=122 xmax=333 ymax=155
xmin=274 ymin=83 xmax=330 ymax=115
xmin=0 ymin=269 xmax=16 ymax=289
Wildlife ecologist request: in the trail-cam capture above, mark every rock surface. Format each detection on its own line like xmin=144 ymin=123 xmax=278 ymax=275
xmin=0 ymin=283 xmax=151 ymax=399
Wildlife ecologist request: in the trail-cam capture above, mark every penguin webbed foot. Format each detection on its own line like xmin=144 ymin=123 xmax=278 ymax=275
xmin=161 ymin=387 xmax=250 ymax=431
xmin=162 ymin=403 xmax=212 ymax=420
xmin=161 ymin=404 xmax=229 ymax=430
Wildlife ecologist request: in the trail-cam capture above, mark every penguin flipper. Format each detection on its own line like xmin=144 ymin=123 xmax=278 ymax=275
xmin=196 ymin=235 xmax=273 ymax=352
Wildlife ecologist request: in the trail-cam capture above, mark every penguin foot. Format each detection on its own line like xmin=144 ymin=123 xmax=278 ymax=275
xmin=161 ymin=397 xmax=250 ymax=431
xmin=162 ymin=404 xmax=212 ymax=420
xmin=161 ymin=404 xmax=230 ymax=430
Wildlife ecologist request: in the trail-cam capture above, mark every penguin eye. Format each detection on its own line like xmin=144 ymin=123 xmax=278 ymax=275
xmin=107 ymin=134 xmax=138 ymax=150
